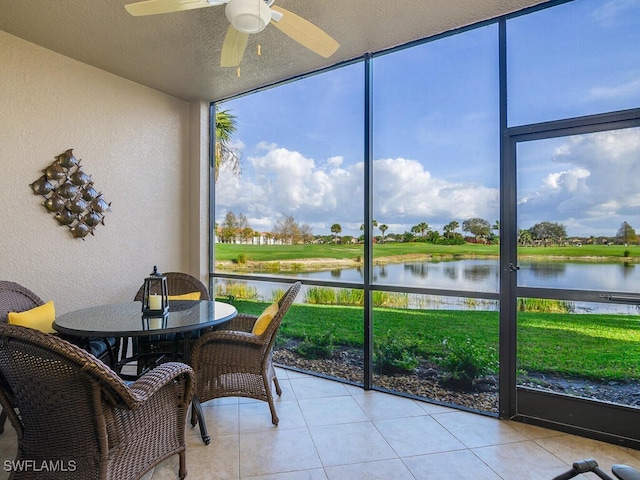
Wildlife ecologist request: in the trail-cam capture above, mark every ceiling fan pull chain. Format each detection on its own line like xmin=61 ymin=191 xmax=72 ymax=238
xmin=257 ymin=44 xmax=261 ymax=56
xmin=237 ymin=66 xmax=241 ymax=77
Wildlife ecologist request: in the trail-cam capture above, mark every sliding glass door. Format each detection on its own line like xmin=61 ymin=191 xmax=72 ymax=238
xmin=505 ymin=115 xmax=640 ymax=446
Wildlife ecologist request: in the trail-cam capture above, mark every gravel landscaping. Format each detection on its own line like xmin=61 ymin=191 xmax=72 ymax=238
xmin=274 ymin=346 xmax=640 ymax=413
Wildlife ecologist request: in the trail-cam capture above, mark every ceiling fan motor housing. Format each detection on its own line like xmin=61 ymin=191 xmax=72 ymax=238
xmin=225 ymin=0 xmax=272 ymax=34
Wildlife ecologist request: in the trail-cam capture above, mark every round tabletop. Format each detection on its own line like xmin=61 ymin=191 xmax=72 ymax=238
xmin=53 ymin=300 xmax=238 ymax=338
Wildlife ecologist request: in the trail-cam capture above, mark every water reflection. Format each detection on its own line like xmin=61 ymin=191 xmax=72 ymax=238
xmin=293 ymin=259 xmax=640 ymax=294
xmin=523 ymin=262 xmax=567 ymax=278
xmin=404 ymin=263 xmax=430 ymax=278
xmin=463 ymin=264 xmax=493 ymax=282
xmin=444 ymin=265 xmax=458 ymax=281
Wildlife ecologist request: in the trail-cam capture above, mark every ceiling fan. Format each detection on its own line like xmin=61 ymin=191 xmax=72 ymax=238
xmin=124 ymin=0 xmax=340 ymax=67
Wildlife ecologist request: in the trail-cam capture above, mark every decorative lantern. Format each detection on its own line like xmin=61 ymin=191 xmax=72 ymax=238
xmin=142 ymin=266 xmax=169 ymax=318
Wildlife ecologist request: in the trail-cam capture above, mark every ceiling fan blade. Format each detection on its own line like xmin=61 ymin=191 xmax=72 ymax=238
xmin=220 ymin=25 xmax=249 ymax=67
xmin=125 ymin=0 xmax=225 ymax=17
xmin=270 ymin=5 xmax=339 ymax=58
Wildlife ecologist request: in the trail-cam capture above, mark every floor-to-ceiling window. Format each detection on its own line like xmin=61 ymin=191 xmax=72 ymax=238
xmin=370 ymin=24 xmax=500 ymax=413
xmin=213 ymin=63 xmax=366 ymax=385
xmin=213 ymin=0 xmax=640 ymax=446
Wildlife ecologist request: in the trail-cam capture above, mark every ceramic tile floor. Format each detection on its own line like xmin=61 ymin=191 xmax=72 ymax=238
xmin=1 ymin=368 xmax=639 ymax=480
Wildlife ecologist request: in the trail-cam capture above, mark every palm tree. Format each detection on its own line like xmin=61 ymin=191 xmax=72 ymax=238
xmin=330 ymin=223 xmax=342 ymax=243
xmin=214 ymin=107 xmax=241 ymax=183
xmin=444 ymin=221 xmax=459 ymax=239
xmin=518 ymin=228 xmax=532 ymax=246
xmin=379 ymin=224 xmax=388 ymax=243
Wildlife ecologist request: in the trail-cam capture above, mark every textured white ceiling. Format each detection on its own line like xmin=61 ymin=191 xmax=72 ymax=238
xmin=0 ymin=0 xmax=551 ymax=101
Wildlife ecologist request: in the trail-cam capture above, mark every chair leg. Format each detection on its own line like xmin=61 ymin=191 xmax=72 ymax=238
xmin=273 ymin=375 xmax=282 ymax=396
xmin=178 ymin=450 xmax=187 ymax=480
xmin=191 ymin=396 xmax=211 ymax=445
xmin=263 ymin=376 xmax=279 ymax=426
xmin=269 ymin=360 xmax=282 ymax=396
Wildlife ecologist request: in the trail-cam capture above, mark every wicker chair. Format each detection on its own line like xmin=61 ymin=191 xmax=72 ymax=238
xmin=190 ymin=281 xmax=301 ymax=444
xmin=133 ymin=272 xmax=210 ymax=303
xmin=132 ymin=272 xmax=211 ymax=374
xmin=0 ymin=322 xmax=194 ymax=480
xmin=0 ymin=281 xmax=118 ymax=434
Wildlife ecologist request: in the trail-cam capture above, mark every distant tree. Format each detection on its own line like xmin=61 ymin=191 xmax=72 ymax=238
xmin=616 ymin=221 xmax=638 ymax=245
xmin=240 ymin=227 xmax=254 ymax=243
xmin=518 ymin=228 xmax=532 ymax=246
xmin=462 ymin=218 xmax=490 ymax=242
xmin=403 ymin=231 xmax=416 ymax=242
xmin=411 ymin=222 xmax=430 ymax=239
xmin=273 ymin=214 xmax=302 ymax=244
xmin=379 ymin=224 xmax=388 ymax=243
xmin=529 ymin=221 xmax=567 ymax=246
xmin=330 ymin=223 xmax=342 ymax=243
xmin=300 ymin=223 xmax=314 ymax=244
xmin=360 ymin=220 xmax=379 ymax=239
xmin=219 ymin=211 xmax=238 ymax=243
xmin=237 ymin=213 xmax=251 ymax=242
xmin=444 ymin=221 xmax=459 ymax=239
xmin=427 ymin=230 xmax=441 ymax=243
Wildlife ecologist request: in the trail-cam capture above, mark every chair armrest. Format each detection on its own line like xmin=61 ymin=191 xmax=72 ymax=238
xmin=217 ymin=314 xmax=258 ymax=333
xmin=197 ymin=329 xmax=263 ymax=346
xmin=128 ymin=362 xmax=195 ymax=408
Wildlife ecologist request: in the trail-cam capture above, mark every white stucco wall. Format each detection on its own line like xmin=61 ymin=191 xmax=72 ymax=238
xmin=0 ymin=31 xmax=208 ymax=314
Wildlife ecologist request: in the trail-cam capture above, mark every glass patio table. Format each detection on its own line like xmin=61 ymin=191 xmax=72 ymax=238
xmin=53 ymin=300 xmax=237 ymax=378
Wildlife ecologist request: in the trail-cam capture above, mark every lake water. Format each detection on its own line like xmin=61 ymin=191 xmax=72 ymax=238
xmin=293 ymin=259 xmax=640 ymax=294
xmin=219 ymin=259 xmax=640 ymax=313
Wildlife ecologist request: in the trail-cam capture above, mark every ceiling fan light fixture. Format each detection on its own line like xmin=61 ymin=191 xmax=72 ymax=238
xmin=225 ymin=0 xmax=271 ymax=34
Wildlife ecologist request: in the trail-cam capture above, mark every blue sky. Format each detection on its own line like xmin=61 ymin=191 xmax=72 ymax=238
xmin=216 ymin=0 xmax=640 ymax=239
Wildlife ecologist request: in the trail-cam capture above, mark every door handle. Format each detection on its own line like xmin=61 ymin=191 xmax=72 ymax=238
xmin=509 ymin=263 xmax=520 ymax=272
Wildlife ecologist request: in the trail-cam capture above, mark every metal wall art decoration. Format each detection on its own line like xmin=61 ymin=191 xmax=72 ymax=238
xmin=30 ymin=149 xmax=111 ymax=239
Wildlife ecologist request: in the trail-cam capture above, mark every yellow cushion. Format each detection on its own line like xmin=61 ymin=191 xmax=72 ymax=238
xmin=7 ymin=301 xmax=56 ymax=334
xmin=251 ymin=302 xmax=279 ymax=335
xmin=168 ymin=292 xmax=201 ymax=301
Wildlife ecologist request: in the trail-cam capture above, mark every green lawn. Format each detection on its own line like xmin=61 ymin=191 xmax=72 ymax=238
xmin=215 ymin=242 xmax=639 ymax=262
xmin=226 ymin=298 xmax=640 ymax=382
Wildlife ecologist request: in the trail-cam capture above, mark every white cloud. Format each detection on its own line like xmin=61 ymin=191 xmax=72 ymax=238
xmin=217 ymin=145 xmax=499 ymax=236
xmin=519 ymin=128 xmax=640 ymax=235
xmin=218 ymin=128 xmax=640 ymax=238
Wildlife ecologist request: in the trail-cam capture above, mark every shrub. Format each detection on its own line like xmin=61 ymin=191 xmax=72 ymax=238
xmin=214 ymin=282 xmax=258 ymax=300
xmin=237 ymin=253 xmax=246 ymax=264
xmin=439 ymin=338 xmax=497 ymax=389
xmin=270 ymin=288 xmax=285 ymax=302
xmin=274 ymin=333 xmax=289 ymax=349
xmin=296 ymin=328 xmax=336 ymax=359
xmin=373 ymin=335 xmax=419 ymax=374
xmin=517 ymin=298 xmax=572 ymax=313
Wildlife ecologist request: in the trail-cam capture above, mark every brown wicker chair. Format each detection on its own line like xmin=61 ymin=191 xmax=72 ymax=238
xmin=131 ymin=272 xmax=211 ymax=374
xmin=190 ymin=281 xmax=301 ymax=444
xmin=0 ymin=281 xmax=119 ymax=366
xmin=133 ymin=272 xmax=211 ymax=303
xmin=0 ymin=281 xmax=118 ymax=434
xmin=0 ymin=322 xmax=194 ymax=480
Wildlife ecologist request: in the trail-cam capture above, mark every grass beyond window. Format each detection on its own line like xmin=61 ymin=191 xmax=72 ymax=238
xmin=215 ymin=242 xmax=639 ymax=262
xmin=227 ymin=298 xmax=640 ymax=382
